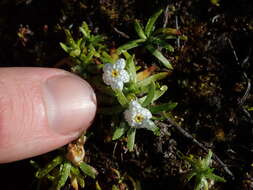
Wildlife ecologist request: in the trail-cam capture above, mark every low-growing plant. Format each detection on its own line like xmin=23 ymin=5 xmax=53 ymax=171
xmin=33 ymin=9 xmax=181 ymax=189
xmin=60 ymin=18 xmax=178 ymax=152
xmin=117 ymin=9 xmax=183 ymax=70
xmin=31 ymin=134 xmax=98 ymax=190
xmin=184 ymin=150 xmax=226 ymax=190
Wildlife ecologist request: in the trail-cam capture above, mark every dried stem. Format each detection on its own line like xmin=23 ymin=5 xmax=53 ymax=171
xmin=113 ymin=27 xmax=130 ymax=39
xmin=159 ymin=119 xmax=235 ymax=179
xmin=227 ymin=38 xmax=253 ymax=123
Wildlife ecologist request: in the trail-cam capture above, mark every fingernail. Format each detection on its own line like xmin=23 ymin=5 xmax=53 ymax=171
xmin=43 ymin=74 xmax=96 ymax=135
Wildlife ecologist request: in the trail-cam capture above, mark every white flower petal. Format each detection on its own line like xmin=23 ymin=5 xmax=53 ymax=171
xmin=111 ymin=81 xmax=123 ymax=90
xmin=142 ymin=108 xmax=152 ymax=119
xmin=102 ymin=72 xmax=111 ymax=86
xmin=115 ymin=58 xmax=126 ymax=70
xmin=103 ymin=63 xmax=113 ymax=72
xmin=140 ymin=120 xmax=155 ymax=129
xmin=119 ymin=70 xmax=130 ymax=83
xmin=102 ymin=59 xmax=129 ymax=90
xmin=124 ymin=100 xmax=153 ymax=128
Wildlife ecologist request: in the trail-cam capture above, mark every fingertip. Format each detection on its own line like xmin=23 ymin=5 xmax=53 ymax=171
xmin=0 ymin=67 xmax=96 ymax=163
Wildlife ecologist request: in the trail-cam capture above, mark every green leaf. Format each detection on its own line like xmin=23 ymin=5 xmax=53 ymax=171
xmin=83 ymin=49 xmax=95 ymax=64
xmin=134 ymin=20 xmax=147 ymax=39
xmin=146 ymin=45 xmax=173 ymax=69
xmin=60 ymin=42 xmax=69 ymax=53
xmin=136 ymin=72 xmax=169 ymax=89
xmin=203 ymin=150 xmax=213 ymax=168
xmin=79 ymin=162 xmax=98 ymax=179
xmin=114 ymin=89 xmax=128 ymax=107
xmin=112 ymin=122 xmax=129 ymax=140
xmin=69 ymin=48 xmax=81 ymax=57
xmin=100 ymin=51 xmax=114 ymax=63
xmin=154 ymin=28 xmax=179 ymax=36
xmin=150 ymin=37 xmax=174 ymax=52
xmin=145 ymin=122 xmax=160 ymax=136
xmin=153 ymin=34 xmax=178 ymax=41
xmin=142 ymin=82 xmax=156 ymax=107
xmin=64 ymin=29 xmax=76 ymax=47
xmin=56 ymin=162 xmax=71 ymax=190
xmin=112 ymin=185 xmax=120 ymax=190
xmin=71 ymin=167 xmax=85 ymax=188
xmin=126 ymin=54 xmax=137 ymax=83
xmin=186 ymin=172 xmax=197 ymax=183
xmin=117 ymin=39 xmax=146 ymax=53
xmin=206 ymin=173 xmax=226 ymax=182
xmin=79 ymin=21 xmax=91 ymax=38
xmin=194 ymin=176 xmax=204 ymax=190
xmin=145 ymin=9 xmax=163 ymax=37
xmin=36 ymin=156 xmax=63 ymax=179
xmin=127 ymin=128 xmax=136 ymax=151
xmin=149 ymin=102 xmax=178 ymax=114
xmin=153 ymin=85 xmax=168 ymax=102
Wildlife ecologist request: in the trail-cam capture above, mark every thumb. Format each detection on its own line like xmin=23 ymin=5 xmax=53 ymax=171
xmin=0 ymin=67 xmax=96 ymax=163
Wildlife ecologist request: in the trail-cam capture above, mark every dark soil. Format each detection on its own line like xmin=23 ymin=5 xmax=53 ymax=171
xmin=0 ymin=0 xmax=252 ymax=189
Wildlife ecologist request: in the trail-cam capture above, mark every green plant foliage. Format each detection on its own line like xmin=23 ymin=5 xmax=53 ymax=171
xmin=32 ymin=136 xmax=98 ymax=190
xmin=184 ymin=150 xmax=226 ymax=190
xmin=59 ymin=20 xmax=178 ymax=152
xmin=117 ymin=9 xmax=183 ymax=69
xmin=60 ymin=21 xmax=108 ymax=76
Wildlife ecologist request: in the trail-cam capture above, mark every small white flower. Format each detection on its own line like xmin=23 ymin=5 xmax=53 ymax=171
xmin=102 ymin=58 xmax=129 ymax=90
xmin=124 ymin=100 xmax=154 ymax=128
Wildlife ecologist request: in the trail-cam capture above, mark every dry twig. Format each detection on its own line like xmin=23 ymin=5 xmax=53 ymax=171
xmin=159 ymin=119 xmax=235 ymax=179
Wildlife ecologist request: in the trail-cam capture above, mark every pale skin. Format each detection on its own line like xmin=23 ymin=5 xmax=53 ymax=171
xmin=0 ymin=67 xmax=97 ymax=163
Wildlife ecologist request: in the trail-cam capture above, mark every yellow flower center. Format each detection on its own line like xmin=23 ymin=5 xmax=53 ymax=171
xmin=134 ymin=114 xmax=144 ymax=123
xmin=111 ymin=69 xmax=119 ymax=78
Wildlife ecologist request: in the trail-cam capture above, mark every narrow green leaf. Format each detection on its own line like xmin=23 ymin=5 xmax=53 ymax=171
xmin=145 ymin=9 xmax=163 ymax=37
xmin=153 ymin=85 xmax=168 ymax=102
xmin=145 ymin=122 xmax=160 ymax=136
xmin=95 ymin=181 xmax=103 ymax=190
xmin=114 ymin=89 xmax=128 ymax=107
xmin=126 ymin=54 xmax=137 ymax=83
xmin=83 ymin=49 xmax=95 ymax=64
xmin=206 ymin=173 xmax=226 ymax=182
xmin=60 ymin=42 xmax=69 ymax=53
xmin=100 ymin=51 xmax=114 ymax=63
xmin=154 ymin=28 xmax=179 ymax=36
xmin=186 ymin=172 xmax=197 ymax=183
xmin=150 ymin=37 xmax=174 ymax=52
xmin=69 ymin=48 xmax=81 ymax=57
xmin=194 ymin=176 xmax=204 ymax=190
xmin=146 ymin=45 xmax=173 ymax=69
xmin=79 ymin=21 xmax=91 ymax=38
xmin=117 ymin=39 xmax=146 ymax=53
xmin=142 ymin=82 xmax=156 ymax=107
xmin=36 ymin=156 xmax=63 ymax=179
xmin=56 ymin=162 xmax=71 ymax=190
xmin=136 ymin=72 xmax=169 ymax=89
xmin=134 ymin=20 xmax=147 ymax=39
xmin=113 ymin=122 xmax=128 ymax=140
xmin=64 ymin=29 xmax=76 ymax=47
xmin=149 ymin=102 xmax=178 ymax=114
xmin=79 ymin=162 xmax=98 ymax=179
xmin=127 ymin=128 xmax=136 ymax=151
xmin=70 ymin=167 xmax=85 ymax=188
xmin=203 ymin=150 xmax=213 ymax=168
xmin=112 ymin=185 xmax=120 ymax=190
xmin=154 ymin=34 xmax=178 ymax=41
